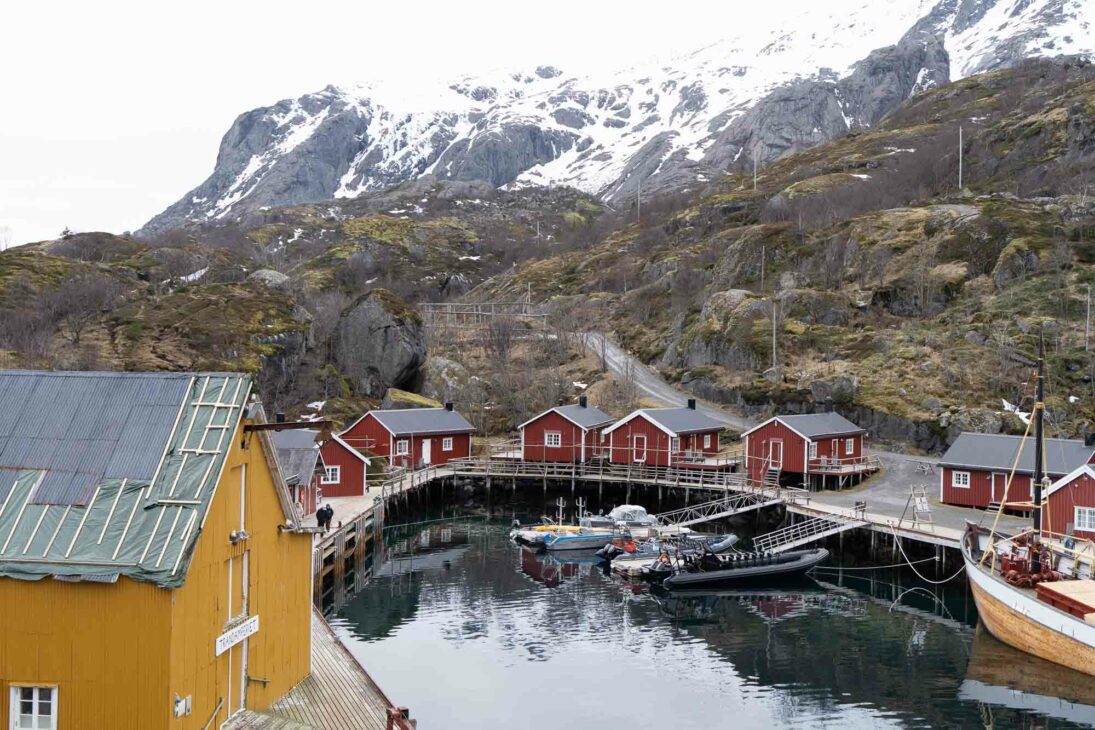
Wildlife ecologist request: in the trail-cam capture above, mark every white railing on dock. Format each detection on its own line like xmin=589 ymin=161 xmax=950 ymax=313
xmin=753 ymin=514 xmax=865 ymax=553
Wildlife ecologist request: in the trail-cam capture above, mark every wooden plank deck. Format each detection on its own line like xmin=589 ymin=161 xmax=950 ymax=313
xmin=228 ymin=608 xmax=397 ymax=730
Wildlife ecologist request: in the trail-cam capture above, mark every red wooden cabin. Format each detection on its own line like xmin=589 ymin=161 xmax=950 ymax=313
xmin=271 ymin=427 xmax=325 ymax=517
xmin=1044 ymin=464 xmax=1095 ymax=539
xmin=602 ymin=400 xmax=726 ymax=469
xmin=519 ymin=397 xmax=614 ymax=462
xmin=338 ymin=403 xmax=475 ymax=470
xmin=741 ymin=413 xmax=871 ymax=489
xmin=316 ymin=432 xmax=371 ymax=498
xmin=939 ymin=433 xmax=1095 ymax=511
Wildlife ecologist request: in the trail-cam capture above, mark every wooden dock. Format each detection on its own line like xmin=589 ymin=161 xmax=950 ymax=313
xmin=227 ymin=608 xmax=410 ymax=729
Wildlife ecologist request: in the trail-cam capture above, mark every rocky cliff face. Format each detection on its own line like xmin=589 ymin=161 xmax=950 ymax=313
xmin=140 ymin=0 xmax=1093 ymax=236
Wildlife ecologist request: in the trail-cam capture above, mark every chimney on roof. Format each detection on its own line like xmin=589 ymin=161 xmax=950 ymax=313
xmin=275 ymin=412 xmax=286 ymax=423
xmin=1086 ymin=432 xmax=1095 ymax=448
xmin=687 ymin=398 xmax=696 ymax=410
xmin=579 ymin=396 xmax=588 ymax=408
xmin=445 ymin=402 xmax=454 ymax=411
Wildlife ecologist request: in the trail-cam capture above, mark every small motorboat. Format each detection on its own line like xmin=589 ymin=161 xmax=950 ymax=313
xmin=597 ymin=532 xmax=738 ymax=561
xmin=660 ymin=548 xmax=829 ymax=589
xmin=543 ymin=527 xmax=615 ymax=551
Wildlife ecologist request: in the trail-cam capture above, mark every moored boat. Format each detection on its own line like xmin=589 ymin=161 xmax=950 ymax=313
xmin=660 ymin=548 xmax=829 ymax=589
xmin=959 ymin=347 xmax=1095 ymax=677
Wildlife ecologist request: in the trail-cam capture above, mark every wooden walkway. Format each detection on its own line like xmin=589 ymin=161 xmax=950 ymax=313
xmin=228 ymin=608 xmax=400 ymax=729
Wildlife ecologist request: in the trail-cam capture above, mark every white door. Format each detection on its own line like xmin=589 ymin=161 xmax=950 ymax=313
xmin=633 ymin=435 xmax=647 ymax=462
xmin=768 ymin=440 xmax=783 ymax=468
xmin=422 ymin=438 xmax=432 ymax=465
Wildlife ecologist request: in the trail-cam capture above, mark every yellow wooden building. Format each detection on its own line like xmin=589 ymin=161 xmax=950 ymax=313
xmin=0 ymin=371 xmax=314 ymax=729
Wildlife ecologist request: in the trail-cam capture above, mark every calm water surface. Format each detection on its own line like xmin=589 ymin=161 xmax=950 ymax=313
xmin=330 ymin=517 xmax=1095 ymax=729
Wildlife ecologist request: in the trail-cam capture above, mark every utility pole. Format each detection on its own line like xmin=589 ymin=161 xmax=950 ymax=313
xmin=636 ymin=177 xmax=641 ymax=224
xmin=753 ymin=147 xmax=759 ymax=191
xmin=760 ymin=245 xmax=766 ymax=293
xmin=958 ymin=125 xmax=963 ymax=190
xmin=771 ymin=300 xmax=778 ymax=375
xmin=535 ymin=220 xmax=540 ymax=242
xmin=1086 ymin=284 xmax=1091 ymax=352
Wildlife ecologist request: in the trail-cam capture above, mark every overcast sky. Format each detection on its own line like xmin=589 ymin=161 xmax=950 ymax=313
xmin=0 ymin=1 xmax=822 ymax=247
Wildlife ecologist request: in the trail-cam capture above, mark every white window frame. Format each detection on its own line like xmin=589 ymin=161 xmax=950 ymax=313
xmin=808 ymin=442 xmax=818 ymax=459
xmin=321 ymin=465 xmax=340 ymax=485
xmin=9 ymin=686 xmax=57 ymax=730
xmin=845 ymin=438 xmax=854 ymax=456
xmin=952 ymin=471 xmax=971 ymax=489
xmin=703 ymin=434 xmax=712 ymax=449
xmin=1075 ymin=506 xmax=1095 ymax=532
xmin=396 ymin=439 xmax=410 ymax=456
xmin=442 ymin=437 xmax=454 ymax=452
xmin=544 ymin=431 xmax=562 ymax=448
xmin=670 ymin=436 xmax=681 ymax=454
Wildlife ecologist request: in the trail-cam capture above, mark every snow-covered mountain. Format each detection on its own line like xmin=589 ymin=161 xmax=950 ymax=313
xmin=141 ymin=0 xmax=1093 ymax=235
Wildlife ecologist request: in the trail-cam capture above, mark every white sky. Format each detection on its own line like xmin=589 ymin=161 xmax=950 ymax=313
xmin=0 ymin=0 xmax=830 ymax=247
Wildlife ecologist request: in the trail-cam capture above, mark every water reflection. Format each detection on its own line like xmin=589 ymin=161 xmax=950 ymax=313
xmin=330 ymin=519 xmax=1095 ymax=729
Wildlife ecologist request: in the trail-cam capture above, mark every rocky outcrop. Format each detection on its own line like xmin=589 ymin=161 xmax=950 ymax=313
xmin=248 ymin=269 xmax=291 ymax=289
xmin=332 ymin=289 xmax=425 ymax=397
xmin=664 ymin=291 xmax=769 ymax=370
xmin=421 ymin=355 xmax=471 ymax=403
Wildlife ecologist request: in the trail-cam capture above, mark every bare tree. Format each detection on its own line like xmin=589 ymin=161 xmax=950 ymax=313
xmin=48 ymin=273 xmax=126 ymax=344
xmin=484 ymin=314 xmax=516 ymax=362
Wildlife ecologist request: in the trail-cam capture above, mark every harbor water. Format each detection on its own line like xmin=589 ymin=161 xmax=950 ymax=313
xmin=329 ymin=511 xmax=1095 ymax=729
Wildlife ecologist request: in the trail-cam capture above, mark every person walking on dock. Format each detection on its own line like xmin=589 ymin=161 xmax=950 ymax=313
xmin=318 ymin=503 xmax=334 ymax=536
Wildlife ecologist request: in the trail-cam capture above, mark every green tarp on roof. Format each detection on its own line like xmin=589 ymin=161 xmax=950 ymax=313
xmin=0 ymin=371 xmax=251 ymax=588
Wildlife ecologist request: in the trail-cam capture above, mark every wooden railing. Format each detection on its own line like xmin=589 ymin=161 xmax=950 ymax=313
xmin=807 ymin=455 xmax=882 ymax=473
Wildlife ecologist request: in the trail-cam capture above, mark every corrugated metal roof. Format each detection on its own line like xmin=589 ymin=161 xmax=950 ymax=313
xmin=604 ymin=407 xmax=723 ymax=436
xmin=939 ymin=432 xmax=1094 ymax=475
xmin=0 ymin=371 xmax=194 ymax=505
xmin=272 ymin=429 xmax=322 ymax=485
xmin=553 ymin=403 xmax=615 ymax=429
xmin=369 ymin=408 xmax=475 ymax=435
xmin=0 ymin=371 xmax=251 ymax=588
xmin=776 ymin=413 xmax=865 ymax=438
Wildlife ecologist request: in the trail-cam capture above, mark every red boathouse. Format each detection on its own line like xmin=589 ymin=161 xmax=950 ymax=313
xmin=1044 ymin=464 xmax=1095 ymax=538
xmin=939 ymin=433 xmax=1095 ymax=511
xmin=602 ymin=400 xmax=726 ymax=469
xmin=519 ymin=396 xmax=615 ymax=462
xmin=271 ymin=427 xmax=326 ymax=517
xmin=741 ymin=413 xmax=872 ymax=489
xmin=338 ymin=403 xmax=476 ymax=470
xmin=316 ymin=431 xmax=371 ymax=498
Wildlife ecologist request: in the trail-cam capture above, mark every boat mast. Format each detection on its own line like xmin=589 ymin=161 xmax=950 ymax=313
xmin=1032 ymin=339 xmax=1045 ymax=572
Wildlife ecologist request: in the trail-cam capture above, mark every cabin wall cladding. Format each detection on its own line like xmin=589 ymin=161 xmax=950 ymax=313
xmin=318 ymin=439 xmax=369 ymax=498
xmin=168 ymin=429 xmax=312 ymax=729
xmin=606 ymin=417 xmax=716 ymax=467
xmin=745 ymin=420 xmax=807 ymax=482
xmin=0 ymin=579 xmax=173 ymax=729
xmin=941 ymin=467 xmax=1033 ymax=508
xmin=1045 ymin=472 xmax=1095 ymax=536
xmin=523 ymin=412 xmax=592 ymax=462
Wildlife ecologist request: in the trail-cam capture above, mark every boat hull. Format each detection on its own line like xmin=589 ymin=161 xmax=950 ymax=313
xmin=663 ymin=549 xmax=828 ymax=589
xmin=963 ymin=545 xmax=1095 ymax=677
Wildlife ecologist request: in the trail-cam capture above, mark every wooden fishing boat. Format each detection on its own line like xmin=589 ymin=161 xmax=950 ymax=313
xmin=960 ymin=347 xmax=1095 ymax=677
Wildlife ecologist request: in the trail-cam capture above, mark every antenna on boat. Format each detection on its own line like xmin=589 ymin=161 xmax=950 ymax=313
xmin=1032 ymin=336 xmax=1046 ymax=573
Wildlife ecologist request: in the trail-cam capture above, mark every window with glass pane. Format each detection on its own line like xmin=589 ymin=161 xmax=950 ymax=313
xmin=10 ymin=686 xmax=55 ymax=730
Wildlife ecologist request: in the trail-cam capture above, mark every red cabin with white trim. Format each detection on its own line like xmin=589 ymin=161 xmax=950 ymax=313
xmin=519 ymin=397 xmax=614 ymax=462
xmin=338 ymin=403 xmax=475 ymax=470
xmin=741 ymin=413 xmax=870 ymax=489
xmin=1044 ymin=464 xmax=1095 ymax=539
xmin=939 ymin=433 xmax=1095 ymax=511
xmin=602 ymin=401 xmax=725 ymax=469
xmin=316 ymin=433 xmax=371 ymax=498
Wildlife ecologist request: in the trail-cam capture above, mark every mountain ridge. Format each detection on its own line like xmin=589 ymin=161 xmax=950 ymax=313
xmin=140 ymin=0 xmax=1092 ymax=237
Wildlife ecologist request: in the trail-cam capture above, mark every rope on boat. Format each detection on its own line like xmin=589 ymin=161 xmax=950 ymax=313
xmin=811 ymin=556 xmax=936 ymax=572
xmin=888 ymin=525 xmax=966 ymax=585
